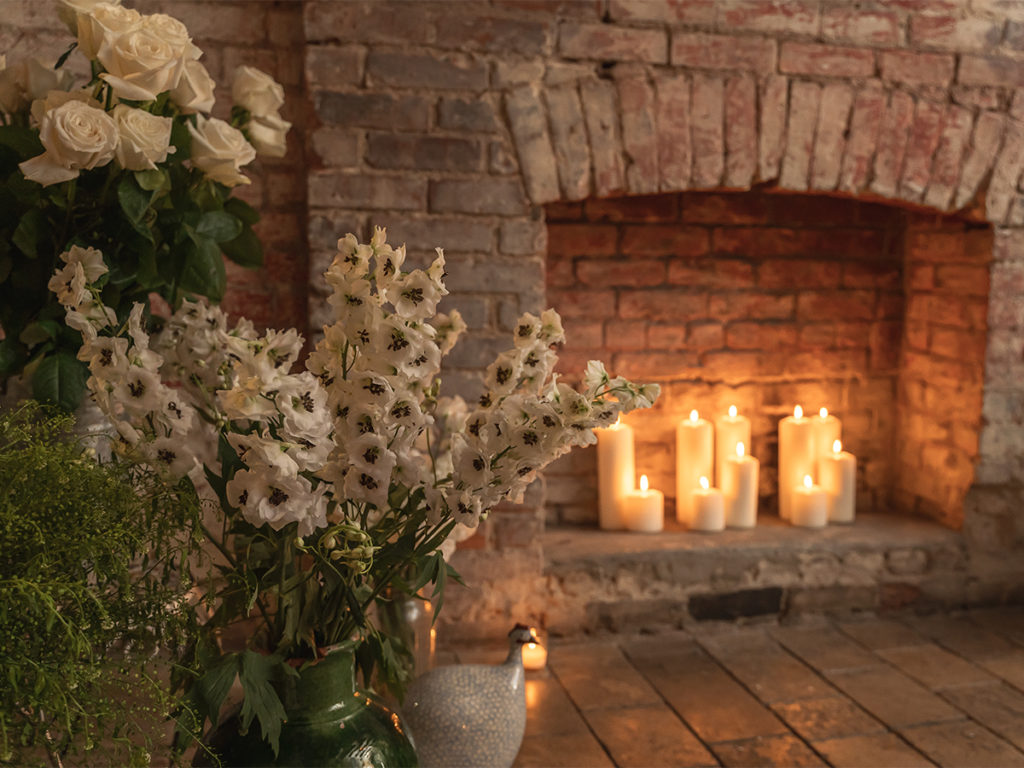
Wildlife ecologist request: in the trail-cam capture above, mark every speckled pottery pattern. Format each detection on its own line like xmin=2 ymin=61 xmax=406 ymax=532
xmin=401 ymin=626 xmax=532 ymax=768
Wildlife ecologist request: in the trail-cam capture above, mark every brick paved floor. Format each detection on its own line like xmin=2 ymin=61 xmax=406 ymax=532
xmin=454 ymin=608 xmax=1024 ymax=767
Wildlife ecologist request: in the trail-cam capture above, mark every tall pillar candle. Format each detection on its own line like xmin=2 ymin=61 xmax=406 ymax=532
xmin=819 ymin=440 xmax=856 ymax=523
xmin=814 ymin=407 xmax=842 ymax=460
xmin=722 ymin=441 xmax=759 ymax=529
xmin=778 ymin=406 xmax=816 ymax=521
xmin=690 ymin=476 xmax=725 ymax=532
xmin=596 ymin=418 xmax=635 ymax=530
xmin=791 ymin=474 xmax=827 ymax=528
xmin=676 ymin=410 xmax=713 ymax=525
xmin=715 ymin=405 xmax=751 ymax=488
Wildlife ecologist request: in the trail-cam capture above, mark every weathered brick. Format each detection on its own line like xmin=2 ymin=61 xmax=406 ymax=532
xmin=366 ymin=50 xmax=488 ymax=90
xmin=917 ymin=106 xmax=973 ymax=211
xmin=668 ymin=258 xmax=757 ymax=289
xmin=839 ymin=81 xmax=886 ymax=194
xmin=315 ymin=91 xmax=431 ymax=131
xmin=760 ymin=75 xmax=789 ymax=182
xmin=760 ymin=259 xmax=841 ymax=289
xmin=682 ymin=194 xmax=770 ymax=225
xmin=959 ymin=56 xmax=1024 ymax=88
xmin=620 ymin=291 xmax=709 ymax=322
xmin=910 ymin=15 xmax=1005 ymax=52
xmin=725 ymin=74 xmax=758 ymax=189
xmin=545 ymin=84 xmax=591 ymax=201
xmin=822 ymin=7 xmax=902 ymax=46
xmin=605 ymin=319 xmax=649 ymax=351
xmin=366 ymin=134 xmax=482 ymax=172
xmin=952 ymin=85 xmax=1002 ymax=111
xmin=870 ymin=90 xmax=916 ymax=199
xmin=880 ymin=51 xmax=956 ymax=87
xmin=798 ymin=291 xmax=876 ymax=321
xmin=610 ymin=0 xmax=716 ymax=25
xmin=547 ymin=223 xmax=618 ymax=256
xmin=577 ymin=259 xmax=666 ymax=288
xmin=499 ymin=219 xmax=545 ymax=256
xmin=305 ymin=45 xmax=364 ymax=90
xmin=621 ymin=225 xmax=710 ymax=257
xmin=689 ymin=322 xmax=726 ymax=349
xmin=691 ymin=74 xmax=725 ymax=188
xmin=727 ymin=321 xmax=799 ymax=350
xmin=843 ymin=261 xmax=901 ymax=290
xmin=955 ymin=112 xmax=1006 ymax=210
xmin=709 ymin=293 xmax=795 ymax=320
xmin=780 ymin=80 xmax=821 ymax=192
xmin=812 ymin=83 xmax=854 ymax=191
xmin=304 ymin=1 xmax=435 ymax=45
xmin=438 ymin=98 xmax=499 ymax=133
xmin=613 ymin=351 xmax=701 ymax=379
xmin=370 ymin=216 xmax=494 ymax=254
xmin=780 ymin=42 xmax=876 ymax=78
xmin=718 ymin=0 xmax=820 ymax=36
xmin=308 ymin=173 xmax=425 ymax=210
xmin=586 ymin=195 xmax=679 ymax=223
xmin=175 ymin=1 xmax=267 ymax=41
xmin=444 ymin=255 xmax=543 ymax=297
xmin=310 ymin=128 xmax=359 ymax=168
xmin=615 ymin=68 xmax=660 ymax=195
xmin=429 ymin=178 xmax=528 ymax=215
xmin=489 ymin=141 xmax=518 ymax=175
xmin=558 ymin=22 xmax=668 ymax=64
xmin=505 ymin=85 xmax=560 ymax=205
xmin=435 ymin=16 xmax=552 ymax=56
xmin=986 ymin=121 xmax=1024 ymax=223
xmin=646 ymin=323 xmax=689 ymax=350
xmin=493 ymin=59 xmax=546 ymax=88
xmin=654 ymin=72 xmax=692 ymax=192
xmin=671 ymin=32 xmax=776 ymax=72
xmin=898 ymin=101 xmax=945 ymax=203
xmin=580 ymin=79 xmax=626 ymax=197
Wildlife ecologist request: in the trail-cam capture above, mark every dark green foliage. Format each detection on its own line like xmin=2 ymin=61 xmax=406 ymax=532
xmin=0 ymin=403 xmax=200 ymax=766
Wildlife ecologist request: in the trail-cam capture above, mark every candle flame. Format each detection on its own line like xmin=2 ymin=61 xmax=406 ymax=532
xmin=803 ymin=474 xmax=813 ymax=489
xmin=640 ymin=474 xmax=649 ymax=492
xmin=820 ymin=407 xmax=829 ymax=419
xmin=689 ymin=409 xmax=699 ymax=422
xmin=737 ymin=441 xmax=745 ymax=458
xmin=729 ymin=404 xmax=737 ymax=418
xmin=529 ymin=626 xmax=542 ymax=645
xmin=833 ymin=439 xmax=842 ymax=454
xmin=794 ymin=405 xmax=803 ymax=419
xmin=699 ymin=476 xmax=710 ymax=490
xmin=611 ymin=415 xmax=622 ymax=429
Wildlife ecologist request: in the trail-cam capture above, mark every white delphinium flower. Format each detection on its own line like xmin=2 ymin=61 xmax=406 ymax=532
xmin=484 ymin=348 xmax=524 ymax=399
xmin=343 ymin=432 xmax=396 ymax=510
xmin=47 ymin=261 xmax=88 ymax=306
xmin=226 ymin=466 xmax=327 ymax=537
xmin=228 ymin=431 xmax=301 ymax=477
xmin=61 ymin=245 xmax=108 ymax=281
xmin=145 ymin=434 xmax=197 ymax=478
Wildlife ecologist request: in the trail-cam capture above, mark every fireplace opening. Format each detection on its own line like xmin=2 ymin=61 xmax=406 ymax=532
xmin=543 ymin=190 xmax=991 ymax=532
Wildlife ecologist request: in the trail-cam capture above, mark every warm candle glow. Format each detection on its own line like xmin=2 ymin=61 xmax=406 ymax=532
xmin=803 ymin=474 xmax=813 ymax=489
xmin=700 ymin=476 xmax=710 ymax=490
xmin=820 ymin=407 xmax=829 ymax=419
xmin=690 ymin=409 xmax=699 ymax=422
xmin=610 ymin=415 xmax=622 ymax=429
xmin=729 ymin=404 xmax=738 ymax=418
xmin=794 ymin=405 xmax=803 ymax=419
xmin=736 ymin=441 xmax=746 ymax=458
xmin=639 ymin=474 xmax=649 ymax=492
xmin=833 ymin=439 xmax=842 ymax=454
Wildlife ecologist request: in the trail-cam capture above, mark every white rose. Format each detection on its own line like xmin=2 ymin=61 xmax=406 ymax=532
xmin=97 ymin=27 xmax=184 ymax=102
xmin=57 ymin=0 xmax=120 ymax=34
xmin=188 ymin=115 xmax=256 ymax=187
xmin=141 ymin=13 xmax=201 ymax=61
xmin=77 ymin=3 xmax=141 ymax=60
xmin=170 ymin=59 xmax=215 ymax=114
xmin=112 ymin=104 xmax=173 ymax=170
xmin=247 ymin=111 xmax=291 ymax=158
xmin=232 ymin=65 xmax=284 ymax=117
xmin=0 ymin=58 xmax=74 ymax=116
xmin=19 ymin=99 xmax=119 ymax=186
xmin=30 ymin=89 xmax=100 ymax=126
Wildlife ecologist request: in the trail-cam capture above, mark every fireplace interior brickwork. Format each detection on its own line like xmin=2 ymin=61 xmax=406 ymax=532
xmin=543 ymin=190 xmax=991 ymax=531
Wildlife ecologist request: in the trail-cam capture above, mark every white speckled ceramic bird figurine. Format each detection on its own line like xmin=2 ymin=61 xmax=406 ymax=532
xmin=401 ymin=624 xmax=535 ymax=768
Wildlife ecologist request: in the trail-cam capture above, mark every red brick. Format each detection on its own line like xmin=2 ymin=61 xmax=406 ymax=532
xmin=305 ymin=45 xmax=365 ymax=91
xmin=366 ymin=134 xmax=482 ymax=172
xmin=906 ymin=231 xmax=990 ymax=264
xmin=709 ymin=293 xmax=795 ymax=320
xmin=558 ymin=22 xmax=668 ymax=63
xmin=725 ymin=73 xmax=758 ymax=188
xmin=843 ymin=261 xmax=902 ymax=290
xmin=908 ymin=264 xmax=935 ymax=291
xmin=585 ymin=195 xmax=679 ymax=223
xmin=713 ymin=227 xmax=823 ymax=258
xmin=682 ymin=193 xmax=771 ymax=224
xmin=647 ymin=323 xmax=688 ymax=350
xmin=610 ymin=0 xmax=715 ymax=24
xmin=910 ymin=15 xmax=1005 ymax=52
xmin=783 ymin=349 xmax=869 ymax=376
xmin=811 ymin=83 xmax=855 ymax=191
xmin=562 ymin=319 xmax=605 ymax=349
xmin=435 ymin=16 xmax=552 ymax=56
xmin=719 ymin=0 xmax=820 ymax=36
xmin=612 ymin=351 xmax=701 ymax=380
xmin=727 ymin=321 xmax=799 ymax=349
xmin=934 ymin=264 xmax=990 ymax=296
xmin=619 ymin=290 xmax=708 ymax=321
xmin=547 ymin=256 xmax=576 ymax=287
xmin=780 ymin=42 xmax=876 ymax=77
xmin=654 ymin=71 xmax=692 ymax=193
xmin=780 ymin=80 xmax=821 ymax=191
xmin=304 ymin=2 xmax=435 ymax=45
xmin=691 ymin=74 xmax=725 ymax=187
xmin=545 ymin=201 xmax=585 ymax=221
xmin=839 ymin=82 xmax=886 ymax=194
xmin=898 ymin=100 xmax=946 ymax=202
xmin=871 ymin=90 xmax=916 ymax=198
xmin=759 ymin=259 xmax=842 ymax=289
xmin=880 ymin=51 xmax=956 ymax=86
xmin=577 ymin=259 xmax=667 ymax=288
xmin=905 ymin=321 xmax=930 ymax=351
xmin=689 ymin=322 xmax=725 ymax=349
xmin=547 ymin=288 xmax=617 ymax=319
xmin=931 ymin=327 xmax=987 ymax=363
xmin=671 ymin=32 xmax=776 ymax=72
xmin=800 ymin=324 xmax=835 ymax=349
xmin=174 ymin=1 xmax=268 ymax=42
xmin=955 ymin=112 xmax=1006 ymax=210
xmin=822 ymin=8 xmax=902 ymax=46
xmin=869 ymin=321 xmax=902 ymax=369
xmin=760 ymin=74 xmax=789 ymax=181
xmin=605 ymin=320 xmax=648 ymax=351
xmin=797 ymin=290 xmax=876 ymax=321
xmin=367 ymin=50 xmax=488 ymax=90
xmin=923 ymin=105 xmax=975 ymax=211
xmin=621 ymin=225 xmax=710 ymax=257
xmin=702 ymin=350 xmax=764 ymax=381
xmin=668 ymin=258 xmax=756 ymax=288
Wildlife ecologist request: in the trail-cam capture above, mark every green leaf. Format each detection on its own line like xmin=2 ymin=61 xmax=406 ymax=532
xmin=31 ymin=351 xmax=88 ymax=412
xmin=54 ymin=42 xmax=77 ymax=70
xmin=12 ymin=209 xmax=46 ymax=258
xmin=18 ymin=320 xmax=60 ymax=347
xmin=238 ymin=652 xmax=292 ymax=757
xmin=196 ymin=211 xmax=242 ymax=243
xmin=224 ymin=197 xmax=260 ymax=226
xmin=0 ymin=126 xmax=44 ymax=159
xmin=0 ymin=339 xmax=27 ymax=375
xmin=134 ymin=168 xmax=167 ymax=192
xmin=220 ymin=224 xmax=263 ymax=269
xmin=178 ymin=234 xmax=226 ymax=301
xmin=117 ymin=176 xmax=151 ymax=223
xmin=196 ymin=653 xmax=239 ymax=728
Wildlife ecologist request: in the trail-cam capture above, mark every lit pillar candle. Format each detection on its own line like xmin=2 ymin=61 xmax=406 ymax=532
xmin=791 ymin=475 xmax=827 ymax=528
xmin=596 ymin=417 xmax=635 ymax=530
xmin=715 ymin=405 xmax=751 ymax=488
xmin=623 ymin=474 xmax=664 ymax=533
xmin=676 ymin=409 xmax=713 ymax=525
xmin=690 ymin=476 xmax=725 ymax=532
xmin=522 ymin=628 xmax=547 ymax=670
xmin=722 ymin=442 xmax=759 ymax=529
xmin=814 ymin=407 xmax=842 ymax=461
xmin=819 ymin=439 xmax=856 ymax=523
xmin=778 ymin=405 xmax=816 ymax=521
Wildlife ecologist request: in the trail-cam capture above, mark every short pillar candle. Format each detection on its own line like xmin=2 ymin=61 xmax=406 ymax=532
xmin=715 ymin=405 xmax=751 ymax=489
xmin=819 ymin=440 xmax=856 ymax=523
xmin=596 ymin=417 xmax=635 ymax=530
xmin=778 ymin=406 xmax=816 ymax=521
xmin=791 ymin=475 xmax=827 ymax=528
xmin=690 ymin=476 xmax=725 ymax=532
xmin=676 ymin=410 xmax=713 ymax=525
xmin=622 ymin=474 xmax=664 ymax=533
xmin=722 ymin=441 xmax=759 ymax=529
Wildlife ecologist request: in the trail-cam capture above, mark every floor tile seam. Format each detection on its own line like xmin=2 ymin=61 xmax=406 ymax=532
xmin=871 ymin=640 xmax=1007 ymax=695
xmin=929 ymin=683 xmax=1024 ymax=758
xmin=545 ymin=662 xmax=626 ymax=768
xmin=897 ymin=614 xmax=1021 ymax=661
xmin=897 ymin=715 xmax=1024 ymax=763
xmin=963 ymin=611 xmax=1024 ymax=652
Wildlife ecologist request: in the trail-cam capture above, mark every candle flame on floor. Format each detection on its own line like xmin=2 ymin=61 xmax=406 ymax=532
xmin=803 ymin=475 xmax=813 ymax=488
xmin=700 ymin=476 xmax=710 ymax=490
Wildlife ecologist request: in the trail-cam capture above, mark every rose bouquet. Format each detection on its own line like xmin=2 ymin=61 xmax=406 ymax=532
xmin=0 ymin=0 xmax=289 ymax=411
xmin=51 ymin=228 xmax=660 ymax=755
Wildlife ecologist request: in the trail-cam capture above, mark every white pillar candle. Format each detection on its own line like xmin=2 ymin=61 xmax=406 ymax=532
xmin=791 ymin=475 xmax=828 ymax=528
xmin=814 ymin=407 xmax=842 ymax=461
xmin=676 ymin=409 xmax=713 ymax=525
xmin=819 ymin=439 xmax=856 ymax=523
xmin=622 ymin=474 xmax=664 ymax=533
xmin=778 ymin=405 xmax=816 ymax=521
xmin=522 ymin=628 xmax=547 ymax=670
xmin=715 ymin=404 xmax=751 ymax=488
xmin=690 ymin=476 xmax=725 ymax=532
xmin=722 ymin=442 xmax=759 ymax=529
xmin=596 ymin=417 xmax=635 ymax=530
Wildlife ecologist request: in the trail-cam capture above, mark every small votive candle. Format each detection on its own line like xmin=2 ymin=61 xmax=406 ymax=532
xmin=819 ymin=439 xmax=856 ymax=523
xmin=722 ymin=441 xmax=759 ymax=529
xmin=522 ymin=628 xmax=547 ymax=670
xmin=690 ymin=476 xmax=725 ymax=532
xmin=623 ymin=474 xmax=664 ymax=533
xmin=791 ymin=474 xmax=827 ymax=528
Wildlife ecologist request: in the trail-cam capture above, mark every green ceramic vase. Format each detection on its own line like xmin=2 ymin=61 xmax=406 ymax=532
xmin=196 ymin=647 xmax=418 ymax=768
